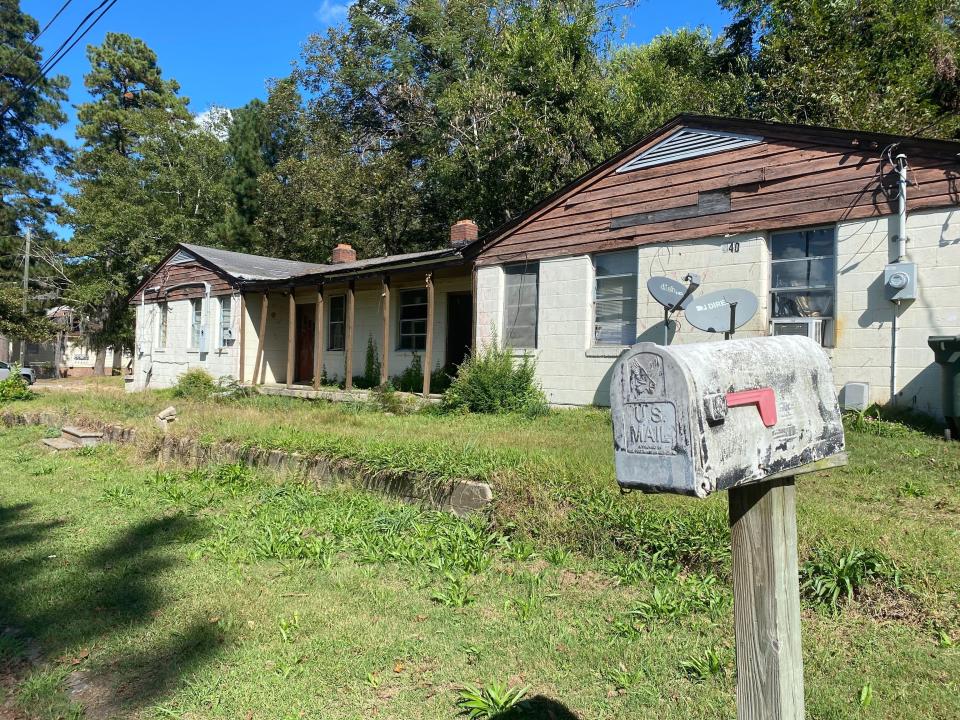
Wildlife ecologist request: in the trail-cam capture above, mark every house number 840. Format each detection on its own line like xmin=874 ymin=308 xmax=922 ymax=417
xmin=723 ymin=242 xmax=740 ymax=253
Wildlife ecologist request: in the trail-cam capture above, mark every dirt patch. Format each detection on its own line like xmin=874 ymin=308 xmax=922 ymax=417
xmin=65 ymin=669 xmax=125 ymax=720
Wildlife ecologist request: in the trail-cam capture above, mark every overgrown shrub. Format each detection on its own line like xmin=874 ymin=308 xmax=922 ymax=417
xmin=171 ymin=368 xmax=217 ymax=399
xmin=0 ymin=366 xmax=34 ymax=402
xmin=441 ymin=339 xmax=547 ymax=416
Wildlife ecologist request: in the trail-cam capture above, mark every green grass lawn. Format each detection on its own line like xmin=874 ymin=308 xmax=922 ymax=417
xmin=1 ymin=389 xmax=959 ymax=718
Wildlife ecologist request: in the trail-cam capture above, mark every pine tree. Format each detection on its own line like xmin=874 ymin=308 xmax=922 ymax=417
xmin=0 ymin=0 xmax=70 ymax=354
xmin=64 ymin=33 xmax=230 ymax=371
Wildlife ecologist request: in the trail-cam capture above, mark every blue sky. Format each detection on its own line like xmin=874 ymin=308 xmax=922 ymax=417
xmin=22 ymin=0 xmax=732 ymax=139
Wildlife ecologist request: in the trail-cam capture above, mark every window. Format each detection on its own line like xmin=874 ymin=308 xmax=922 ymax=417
xmin=503 ymin=263 xmax=539 ymax=349
xmin=328 ymin=295 xmax=345 ymax=351
xmin=189 ymin=298 xmax=203 ymax=349
xmin=218 ymin=296 xmax=233 ymax=347
xmin=158 ymin=303 xmax=169 ymax=348
xmin=593 ymin=250 xmax=638 ymax=345
xmin=770 ymin=227 xmax=835 ymax=345
xmin=398 ymin=289 xmax=428 ymax=351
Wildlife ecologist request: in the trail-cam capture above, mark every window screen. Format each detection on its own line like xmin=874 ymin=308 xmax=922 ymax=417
xmin=398 ymin=289 xmax=428 ymax=351
xmin=328 ymin=295 xmax=345 ymax=351
xmin=219 ymin=296 xmax=232 ymax=347
xmin=158 ymin=303 xmax=169 ymax=348
xmin=593 ymin=250 xmax=638 ymax=345
xmin=189 ymin=298 xmax=203 ymax=349
xmin=503 ymin=263 xmax=538 ymax=349
xmin=770 ymin=228 xmax=835 ymax=320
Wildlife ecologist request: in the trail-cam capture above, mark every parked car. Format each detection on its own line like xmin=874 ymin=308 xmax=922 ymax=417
xmin=0 ymin=361 xmax=34 ymax=385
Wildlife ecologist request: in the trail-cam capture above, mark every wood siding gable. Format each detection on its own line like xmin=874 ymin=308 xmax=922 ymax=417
xmin=131 ymin=249 xmax=238 ymax=305
xmin=475 ymin=117 xmax=960 ymax=266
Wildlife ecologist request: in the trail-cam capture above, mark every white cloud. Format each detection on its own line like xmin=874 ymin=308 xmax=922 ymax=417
xmin=315 ymin=0 xmax=349 ymax=25
xmin=194 ymin=106 xmax=232 ymax=141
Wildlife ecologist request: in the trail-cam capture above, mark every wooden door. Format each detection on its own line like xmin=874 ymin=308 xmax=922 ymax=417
xmin=295 ymin=304 xmax=315 ymax=384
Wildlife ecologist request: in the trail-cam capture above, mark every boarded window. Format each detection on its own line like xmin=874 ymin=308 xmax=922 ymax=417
xmin=503 ymin=263 xmax=538 ymax=349
xmin=158 ymin=303 xmax=169 ymax=348
xmin=189 ymin=298 xmax=203 ymax=349
xmin=398 ymin=288 xmax=428 ymax=351
xmin=328 ymin=295 xmax=345 ymax=351
xmin=593 ymin=250 xmax=638 ymax=345
xmin=218 ymin=296 xmax=233 ymax=347
xmin=770 ymin=227 xmax=835 ymax=345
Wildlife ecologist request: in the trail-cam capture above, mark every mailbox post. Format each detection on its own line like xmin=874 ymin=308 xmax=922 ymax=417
xmin=611 ymin=336 xmax=846 ymax=720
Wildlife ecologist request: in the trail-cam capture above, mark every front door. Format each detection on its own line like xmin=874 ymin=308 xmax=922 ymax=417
xmin=446 ymin=293 xmax=473 ymax=368
xmin=295 ymin=304 xmax=315 ymax=384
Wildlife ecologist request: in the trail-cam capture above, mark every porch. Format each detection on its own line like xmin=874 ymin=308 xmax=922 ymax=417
xmin=237 ymin=264 xmax=474 ymax=397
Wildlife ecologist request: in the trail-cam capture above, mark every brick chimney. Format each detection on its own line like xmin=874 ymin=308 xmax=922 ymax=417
xmin=450 ymin=219 xmax=479 ymax=247
xmin=331 ymin=243 xmax=357 ymax=264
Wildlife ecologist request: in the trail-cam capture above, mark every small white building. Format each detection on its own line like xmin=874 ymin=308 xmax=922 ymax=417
xmin=130 ymin=116 xmax=960 ymax=421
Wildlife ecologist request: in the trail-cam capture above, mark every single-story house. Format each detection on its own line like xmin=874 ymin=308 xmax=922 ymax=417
xmin=129 ymin=115 xmax=960 ymax=418
xmin=10 ymin=306 xmax=130 ymax=378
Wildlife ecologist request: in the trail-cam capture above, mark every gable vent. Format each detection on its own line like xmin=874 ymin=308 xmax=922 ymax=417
xmin=168 ymin=249 xmax=194 ymax=264
xmin=617 ymin=128 xmax=763 ymax=173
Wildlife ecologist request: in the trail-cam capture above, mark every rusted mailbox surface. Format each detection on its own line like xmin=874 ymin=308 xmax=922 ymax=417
xmin=611 ymin=336 xmax=844 ymax=497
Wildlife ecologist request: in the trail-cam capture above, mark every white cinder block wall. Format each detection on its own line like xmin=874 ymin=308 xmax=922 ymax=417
xmin=834 ymin=208 xmax=960 ymax=414
xmin=130 ymin=294 xmax=240 ymax=391
xmin=477 ymin=207 xmax=960 ymax=415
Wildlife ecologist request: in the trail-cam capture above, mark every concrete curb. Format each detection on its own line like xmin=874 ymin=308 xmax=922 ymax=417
xmin=0 ymin=409 xmax=492 ymax=516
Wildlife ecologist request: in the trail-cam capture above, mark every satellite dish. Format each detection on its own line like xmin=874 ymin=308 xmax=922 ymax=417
xmin=685 ymin=288 xmax=758 ymax=334
xmin=648 ymin=276 xmax=696 ymax=310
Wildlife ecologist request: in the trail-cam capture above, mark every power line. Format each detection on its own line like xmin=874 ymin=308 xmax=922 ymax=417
xmin=0 ymin=0 xmax=75 ymax=77
xmin=0 ymin=0 xmax=119 ymax=120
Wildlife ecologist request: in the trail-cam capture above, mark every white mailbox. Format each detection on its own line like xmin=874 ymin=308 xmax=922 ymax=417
xmin=611 ymin=336 xmax=845 ymax=497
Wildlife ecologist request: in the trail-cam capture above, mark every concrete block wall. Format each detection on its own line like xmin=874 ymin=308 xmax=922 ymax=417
xmin=476 ymin=232 xmax=769 ymax=406
xmin=833 ymin=207 xmax=960 ymax=415
xmin=475 ymin=207 xmax=960 ymax=415
xmin=130 ymin=294 xmax=240 ymax=391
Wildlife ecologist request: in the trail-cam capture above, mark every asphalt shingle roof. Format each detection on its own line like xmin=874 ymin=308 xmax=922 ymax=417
xmin=180 ymin=243 xmax=330 ymax=281
xmin=179 ymin=243 xmax=462 ymax=283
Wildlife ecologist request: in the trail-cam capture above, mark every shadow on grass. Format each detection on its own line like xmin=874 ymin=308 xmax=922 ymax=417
xmin=0 ymin=502 xmax=222 ymax=713
xmin=494 ymin=695 xmax=581 ymax=719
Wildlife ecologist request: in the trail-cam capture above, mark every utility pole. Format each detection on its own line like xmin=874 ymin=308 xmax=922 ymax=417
xmin=18 ymin=227 xmax=30 ymax=366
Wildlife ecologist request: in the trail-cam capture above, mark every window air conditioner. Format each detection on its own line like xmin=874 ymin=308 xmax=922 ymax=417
xmin=222 ymin=328 xmax=235 ymax=341
xmin=771 ymin=318 xmax=826 ymax=344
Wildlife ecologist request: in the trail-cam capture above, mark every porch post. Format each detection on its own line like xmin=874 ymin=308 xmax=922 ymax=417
xmin=422 ymin=272 xmax=434 ymax=397
xmin=286 ymin=290 xmax=296 ymax=388
xmin=253 ymin=292 xmax=269 ymax=386
xmin=238 ymin=293 xmax=246 ymax=384
xmin=313 ymin=285 xmax=324 ymax=390
xmin=381 ymin=275 xmax=390 ymax=386
xmin=344 ymin=280 xmax=355 ymax=391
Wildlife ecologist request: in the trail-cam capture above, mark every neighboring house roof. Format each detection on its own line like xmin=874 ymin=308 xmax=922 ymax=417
xmin=178 ymin=243 xmax=330 ymax=281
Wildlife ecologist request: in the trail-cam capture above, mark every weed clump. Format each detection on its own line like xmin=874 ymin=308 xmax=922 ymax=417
xmin=801 ymin=545 xmax=902 ymax=611
xmin=0 ymin=366 xmax=34 ymax=402
xmin=171 ymin=368 xmax=217 ymax=399
xmin=442 ymin=338 xmax=547 ymax=416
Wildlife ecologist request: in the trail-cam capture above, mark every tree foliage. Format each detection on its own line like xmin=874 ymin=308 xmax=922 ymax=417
xmin=722 ymin=0 xmax=960 ymax=135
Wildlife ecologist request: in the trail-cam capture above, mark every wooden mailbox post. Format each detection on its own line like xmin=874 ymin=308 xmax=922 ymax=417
xmin=610 ymin=336 xmax=846 ymax=720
